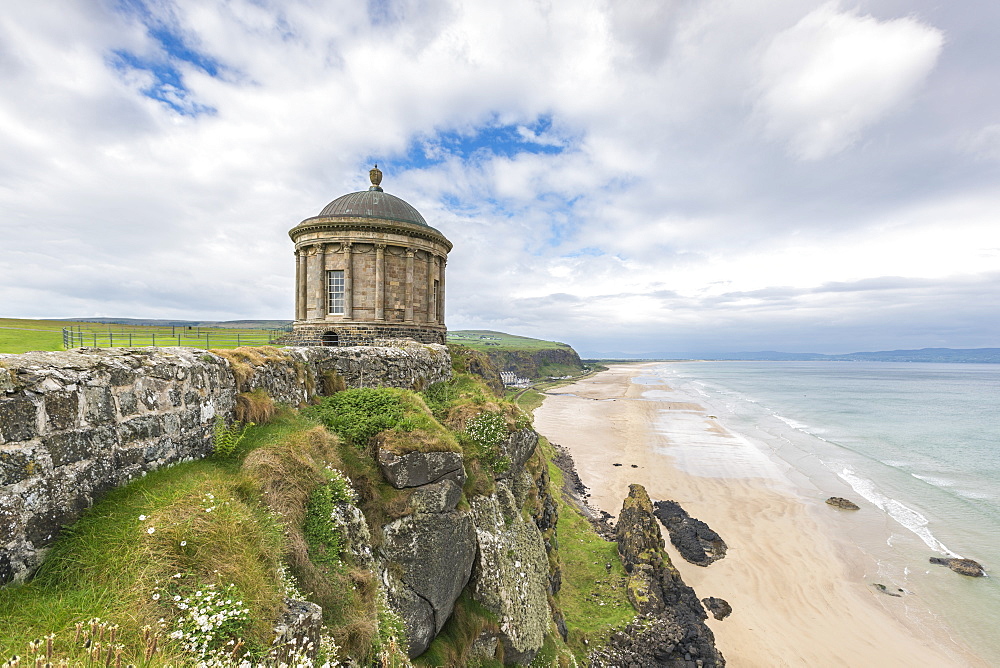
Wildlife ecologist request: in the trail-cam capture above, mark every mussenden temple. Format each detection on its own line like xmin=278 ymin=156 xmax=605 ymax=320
xmin=283 ymin=166 xmax=452 ymax=347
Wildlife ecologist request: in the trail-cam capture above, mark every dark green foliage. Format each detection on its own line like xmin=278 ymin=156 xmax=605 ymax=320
xmin=307 ymin=388 xmax=407 ymax=447
xmin=303 ymin=469 xmax=357 ymax=568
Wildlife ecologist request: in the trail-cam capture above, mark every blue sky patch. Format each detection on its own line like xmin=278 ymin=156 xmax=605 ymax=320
xmin=109 ymin=1 xmax=223 ymax=116
xmin=394 ymin=116 xmax=567 ymax=171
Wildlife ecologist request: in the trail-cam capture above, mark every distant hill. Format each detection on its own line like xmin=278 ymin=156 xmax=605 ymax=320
xmin=448 ymin=330 xmax=586 ymax=378
xmin=582 ymin=347 xmax=1000 ymax=364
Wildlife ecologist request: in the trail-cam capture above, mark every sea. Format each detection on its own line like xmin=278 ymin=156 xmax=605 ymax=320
xmin=645 ymin=361 xmax=1000 ymax=665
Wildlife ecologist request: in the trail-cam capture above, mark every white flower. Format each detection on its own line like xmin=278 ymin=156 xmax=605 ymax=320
xmin=139 ymin=514 xmax=147 ymax=521
xmin=152 ymin=593 xmax=161 ymax=601
xmin=147 ymin=527 xmax=155 ymax=534
xmin=180 ymin=541 xmax=187 ymax=546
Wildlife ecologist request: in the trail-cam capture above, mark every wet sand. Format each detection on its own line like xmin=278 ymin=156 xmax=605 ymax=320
xmin=533 ymin=364 xmax=983 ymax=667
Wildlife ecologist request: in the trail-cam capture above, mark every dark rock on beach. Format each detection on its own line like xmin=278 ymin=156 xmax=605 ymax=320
xmin=930 ymin=557 xmax=986 ymax=577
xmin=653 ymin=499 xmax=727 ymax=566
xmin=825 ymin=497 xmax=860 ymax=510
xmin=609 ymin=484 xmax=725 ymax=666
xmin=702 ymin=597 xmax=732 ymax=620
xmin=871 ymin=583 xmax=903 ymax=597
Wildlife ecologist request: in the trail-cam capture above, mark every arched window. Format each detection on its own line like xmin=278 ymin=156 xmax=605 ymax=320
xmin=322 ymin=331 xmax=339 ymax=347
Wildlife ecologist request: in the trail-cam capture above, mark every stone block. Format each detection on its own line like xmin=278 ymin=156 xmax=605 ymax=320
xmin=44 ymin=391 xmax=79 ymax=431
xmin=0 ymin=447 xmax=40 ymax=486
xmin=0 ymin=396 xmax=37 ymax=443
xmin=83 ymin=386 xmax=115 ymax=424
xmin=119 ymin=415 xmax=164 ymax=443
xmin=377 ymin=449 xmax=465 ymax=489
xmin=117 ymin=391 xmax=138 ymax=416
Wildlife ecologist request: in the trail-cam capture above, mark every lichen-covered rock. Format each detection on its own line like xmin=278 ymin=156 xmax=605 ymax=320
xmin=381 ymin=511 xmax=476 ymax=656
xmin=377 ymin=449 xmax=465 ymax=489
xmin=272 ymin=598 xmax=324 ymax=663
xmin=469 ymin=481 xmax=550 ymax=665
xmin=826 ymin=497 xmax=860 ymax=510
xmin=614 ymin=484 xmax=724 ymax=666
xmin=930 ymin=557 xmax=986 ymax=577
xmin=329 ymin=502 xmax=375 ymax=569
xmin=590 ymin=610 xmax=724 ymax=668
xmin=409 ymin=479 xmax=463 ymax=513
xmin=653 ymin=499 xmax=727 ymax=567
xmin=497 ymin=428 xmax=538 ymax=477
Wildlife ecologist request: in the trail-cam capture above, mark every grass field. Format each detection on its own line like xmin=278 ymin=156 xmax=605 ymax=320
xmin=0 ymin=318 xmax=283 ymax=354
xmin=447 ymin=329 xmax=573 ymax=352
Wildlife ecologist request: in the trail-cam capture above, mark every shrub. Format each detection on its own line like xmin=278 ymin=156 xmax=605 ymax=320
xmin=306 ymin=388 xmax=407 ymax=448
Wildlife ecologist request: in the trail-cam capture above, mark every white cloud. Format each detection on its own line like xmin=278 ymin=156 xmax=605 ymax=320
xmin=755 ymin=3 xmax=943 ymax=160
xmin=0 ymin=0 xmax=994 ymax=354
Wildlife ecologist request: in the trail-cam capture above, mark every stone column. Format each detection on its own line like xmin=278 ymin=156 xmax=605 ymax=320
xmin=375 ymin=244 xmax=386 ymax=321
xmin=294 ymin=248 xmax=303 ymax=321
xmin=343 ymin=242 xmax=354 ymax=321
xmin=426 ymin=252 xmax=436 ymax=323
xmin=438 ymin=256 xmax=446 ymax=325
xmin=404 ymin=247 xmax=415 ymax=323
xmin=315 ymin=243 xmax=327 ymax=319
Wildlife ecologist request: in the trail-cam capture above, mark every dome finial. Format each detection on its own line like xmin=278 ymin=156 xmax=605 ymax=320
xmin=369 ymin=164 xmax=383 ymax=192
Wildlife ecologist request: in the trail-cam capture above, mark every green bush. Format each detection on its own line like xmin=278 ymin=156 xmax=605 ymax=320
xmin=306 ymin=388 xmax=407 ymax=448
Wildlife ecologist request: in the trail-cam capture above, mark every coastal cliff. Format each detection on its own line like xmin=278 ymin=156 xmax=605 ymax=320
xmin=0 ymin=344 xmax=722 ymax=666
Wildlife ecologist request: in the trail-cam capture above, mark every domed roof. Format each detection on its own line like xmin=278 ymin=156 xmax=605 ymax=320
xmin=317 ymin=165 xmax=428 ymax=227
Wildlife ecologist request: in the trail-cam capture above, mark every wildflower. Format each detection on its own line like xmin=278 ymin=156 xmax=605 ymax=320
xmin=147 ymin=527 xmax=155 ymax=534
xmin=180 ymin=541 xmax=187 ymax=546
xmin=152 ymin=593 xmax=161 ymax=601
xmin=139 ymin=514 xmax=147 ymax=521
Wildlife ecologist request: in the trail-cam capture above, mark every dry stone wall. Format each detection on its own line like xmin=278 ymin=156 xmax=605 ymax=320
xmin=0 ymin=342 xmax=450 ymax=585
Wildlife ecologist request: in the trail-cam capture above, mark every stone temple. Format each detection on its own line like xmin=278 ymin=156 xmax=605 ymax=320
xmin=284 ymin=166 xmax=452 ymax=346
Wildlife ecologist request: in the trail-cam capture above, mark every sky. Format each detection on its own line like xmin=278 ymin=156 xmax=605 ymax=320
xmin=1 ymin=0 xmax=998 ymax=356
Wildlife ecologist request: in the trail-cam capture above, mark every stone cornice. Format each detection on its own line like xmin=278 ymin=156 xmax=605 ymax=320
xmin=289 ymin=216 xmax=452 ymax=252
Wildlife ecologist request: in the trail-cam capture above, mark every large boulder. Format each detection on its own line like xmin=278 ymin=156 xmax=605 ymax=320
xmin=826 ymin=497 xmax=860 ymax=510
xmin=377 ymin=449 xmax=465 ymax=489
xmin=469 ymin=480 xmax=551 ymax=665
xmin=381 ymin=511 xmax=476 ymax=656
xmin=652 ymin=499 xmax=727 ymax=567
xmin=930 ymin=557 xmax=986 ymax=577
xmin=614 ymin=484 xmax=725 ymax=667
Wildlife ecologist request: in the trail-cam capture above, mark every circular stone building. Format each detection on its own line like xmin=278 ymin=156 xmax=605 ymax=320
xmin=285 ymin=167 xmax=452 ymax=346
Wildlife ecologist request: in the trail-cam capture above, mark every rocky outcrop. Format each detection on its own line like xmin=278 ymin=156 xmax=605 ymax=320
xmin=930 ymin=557 xmax=986 ymax=577
xmin=479 ymin=347 xmax=583 ymax=380
xmin=447 ymin=344 xmax=503 ymax=394
xmin=469 ymin=473 xmax=551 ymax=665
xmin=590 ymin=611 xmax=719 ymax=668
xmin=653 ymin=500 xmax=727 ymax=566
xmin=702 ymin=597 xmax=732 ymax=621
xmin=382 ymin=510 xmax=477 ymax=657
xmin=612 ymin=484 xmax=724 ymax=667
xmin=825 ymin=497 xmax=860 ymax=510
xmin=272 ymin=598 xmax=324 ymax=663
xmin=377 ymin=449 xmax=465 ymax=489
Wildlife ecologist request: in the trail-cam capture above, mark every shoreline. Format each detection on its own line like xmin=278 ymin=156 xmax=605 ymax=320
xmin=533 ymin=363 xmax=984 ymax=667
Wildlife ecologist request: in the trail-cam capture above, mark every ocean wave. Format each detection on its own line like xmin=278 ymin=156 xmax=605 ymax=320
xmin=773 ymin=413 xmax=810 ymax=431
xmin=911 ymin=473 xmax=957 ymax=488
xmin=838 ymin=467 xmax=960 ymax=558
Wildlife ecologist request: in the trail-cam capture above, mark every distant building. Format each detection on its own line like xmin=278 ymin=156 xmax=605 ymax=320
xmin=283 ymin=167 xmax=452 ymax=346
xmin=500 ymin=371 xmax=532 ymax=388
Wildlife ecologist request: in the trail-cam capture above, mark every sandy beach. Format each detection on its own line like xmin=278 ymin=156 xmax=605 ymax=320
xmin=533 ymin=364 xmax=983 ymax=667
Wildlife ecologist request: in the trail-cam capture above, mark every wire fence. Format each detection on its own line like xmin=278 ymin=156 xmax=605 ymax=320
xmin=62 ymin=326 xmax=288 ymax=350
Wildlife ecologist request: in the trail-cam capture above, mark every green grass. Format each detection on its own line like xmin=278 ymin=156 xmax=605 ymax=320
xmin=538 ymin=438 xmax=634 ymax=661
xmin=0 ymin=317 xmax=281 ymax=354
xmin=0 ymin=459 xmax=287 ymax=664
xmin=448 ymin=330 xmax=574 ymax=353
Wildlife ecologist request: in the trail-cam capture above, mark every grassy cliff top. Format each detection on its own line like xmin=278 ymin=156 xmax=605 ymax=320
xmin=447 ymin=330 xmax=573 ymax=352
